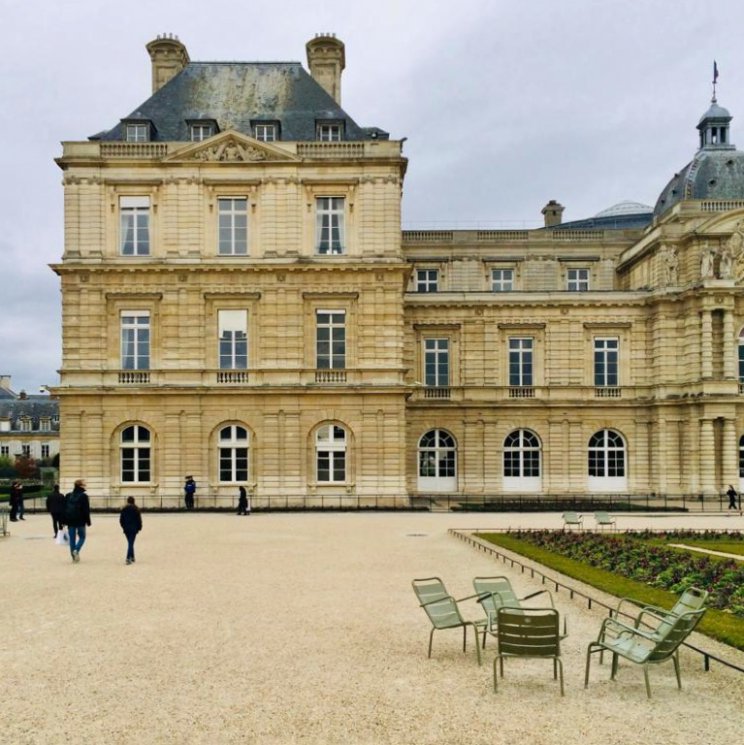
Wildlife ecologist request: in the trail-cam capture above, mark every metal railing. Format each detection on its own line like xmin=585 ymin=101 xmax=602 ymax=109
xmin=449 ymin=529 xmax=744 ymax=675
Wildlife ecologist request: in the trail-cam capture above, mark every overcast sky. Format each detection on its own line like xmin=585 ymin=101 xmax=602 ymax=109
xmin=2 ymin=0 xmax=744 ymax=394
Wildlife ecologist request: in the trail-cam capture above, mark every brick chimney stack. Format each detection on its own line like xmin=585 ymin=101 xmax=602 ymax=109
xmin=146 ymin=34 xmax=190 ymax=93
xmin=542 ymin=200 xmax=565 ymax=227
xmin=306 ymin=33 xmax=345 ymax=104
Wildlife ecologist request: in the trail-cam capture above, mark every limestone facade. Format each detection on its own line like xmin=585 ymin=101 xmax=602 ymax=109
xmin=52 ymin=36 xmax=744 ymax=506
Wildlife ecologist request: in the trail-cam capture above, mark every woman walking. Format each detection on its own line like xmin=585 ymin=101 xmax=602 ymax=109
xmin=119 ymin=496 xmax=142 ymax=565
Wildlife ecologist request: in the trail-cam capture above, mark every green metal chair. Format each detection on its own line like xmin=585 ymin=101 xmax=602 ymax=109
xmin=593 ymin=511 xmax=616 ymax=530
xmin=562 ymin=511 xmax=583 ymax=530
xmin=472 ymin=576 xmax=557 ymax=645
xmin=493 ymin=607 xmax=565 ymax=696
xmin=412 ymin=577 xmax=486 ymax=665
xmin=585 ymin=607 xmax=706 ymax=698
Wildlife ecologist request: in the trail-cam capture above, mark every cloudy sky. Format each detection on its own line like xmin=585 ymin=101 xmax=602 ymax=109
xmin=2 ymin=0 xmax=743 ymax=393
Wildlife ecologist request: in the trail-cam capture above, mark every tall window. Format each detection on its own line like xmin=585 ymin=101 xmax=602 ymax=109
xmin=317 ymin=123 xmax=342 ymax=141
xmin=316 ymin=424 xmax=347 ymax=482
xmin=588 ymin=430 xmax=625 ymax=478
xmin=316 ymin=311 xmax=346 ymax=369
xmin=121 ymin=311 xmax=150 ymax=370
xmin=191 ymin=124 xmax=213 ymax=141
xmin=121 ymin=425 xmax=151 ymax=482
xmin=218 ymin=310 xmax=248 ymax=369
xmin=20 ymin=418 xmax=32 ymax=432
xmin=424 ymin=338 xmax=449 ymax=386
xmin=41 ymin=444 xmax=50 ymax=458
xmin=0 ymin=445 xmax=9 ymax=456
xmin=416 ymin=269 xmax=438 ymax=292
xmin=40 ymin=418 xmax=51 ymax=432
xmin=219 ymin=425 xmax=249 ymax=482
xmin=491 ymin=268 xmax=514 ymax=292
xmin=503 ymin=430 xmax=541 ymax=478
xmin=594 ymin=338 xmax=619 ymax=386
xmin=120 ymin=197 xmax=150 ymax=256
xmin=567 ymin=268 xmax=589 ymax=291
xmin=254 ymin=123 xmax=277 ymax=142
xmin=508 ymin=337 xmax=533 ymax=386
xmin=125 ymin=124 xmax=148 ymax=142
xmin=218 ymin=198 xmax=248 ymax=255
xmin=739 ymin=434 xmax=744 ymax=477
xmin=316 ymin=197 xmax=345 ymax=254
xmin=21 ymin=444 xmax=31 ymax=457
xmin=738 ymin=329 xmax=744 ymax=383
xmin=418 ymin=430 xmax=456 ymax=479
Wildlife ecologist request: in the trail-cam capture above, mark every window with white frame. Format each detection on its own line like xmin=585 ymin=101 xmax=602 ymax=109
xmin=503 ymin=430 xmax=541 ymax=478
xmin=254 ymin=123 xmax=277 ymax=142
xmin=508 ymin=337 xmax=533 ymax=386
xmin=416 ymin=269 xmax=438 ymax=293
xmin=21 ymin=444 xmax=31 ymax=457
xmin=218 ymin=197 xmax=248 ymax=255
xmin=567 ymin=268 xmax=590 ymax=291
xmin=316 ymin=310 xmax=346 ymax=369
xmin=424 ymin=338 xmax=449 ymax=387
xmin=219 ymin=425 xmax=249 ymax=482
xmin=315 ymin=197 xmax=345 ymax=254
xmin=594 ymin=337 xmax=619 ymax=386
xmin=316 ymin=424 xmax=347 ymax=482
xmin=0 ymin=419 xmax=8 ymax=432
xmin=125 ymin=124 xmax=148 ymax=142
xmin=121 ymin=311 xmax=150 ymax=370
xmin=218 ymin=310 xmax=248 ymax=369
xmin=317 ymin=123 xmax=342 ymax=141
xmin=190 ymin=123 xmax=213 ymax=141
xmin=120 ymin=424 xmax=151 ymax=482
xmin=41 ymin=444 xmax=50 ymax=459
xmin=418 ymin=429 xmax=456 ymax=480
xmin=40 ymin=418 xmax=51 ymax=432
xmin=588 ymin=429 xmax=625 ymax=478
xmin=491 ymin=268 xmax=514 ymax=292
xmin=120 ymin=196 xmax=150 ymax=256
xmin=739 ymin=434 xmax=744 ymax=477
xmin=20 ymin=418 xmax=32 ymax=432
xmin=0 ymin=445 xmax=9 ymax=456
xmin=738 ymin=329 xmax=744 ymax=382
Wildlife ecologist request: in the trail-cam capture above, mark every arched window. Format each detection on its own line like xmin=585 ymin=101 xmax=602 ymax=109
xmin=418 ymin=429 xmax=457 ymax=491
xmin=738 ymin=434 xmax=744 ymax=480
xmin=219 ymin=425 xmax=249 ymax=482
xmin=588 ymin=429 xmax=627 ymax=492
xmin=121 ymin=425 xmax=151 ymax=482
xmin=504 ymin=430 xmax=541 ymax=477
xmin=316 ymin=424 xmax=347 ymax=483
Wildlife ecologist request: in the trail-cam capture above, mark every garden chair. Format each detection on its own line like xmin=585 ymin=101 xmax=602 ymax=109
xmin=593 ymin=511 xmax=616 ymax=530
xmin=472 ymin=576 xmax=559 ymax=645
xmin=412 ymin=577 xmax=486 ymax=665
xmin=584 ymin=607 xmax=706 ymax=698
xmin=562 ymin=511 xmax=583 ymax=530
xmin=493 ymin=607 xmax=564 ymax=696
xmin=612 ymin=586 xmax=709 ymax=634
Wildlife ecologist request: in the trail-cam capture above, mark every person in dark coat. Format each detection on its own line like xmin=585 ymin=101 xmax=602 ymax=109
xmin=727 ymin=484 xmax=739 ymax=510
xmin=237 ymin=485 xmax=248 ymax=515
xmin=46 ymin=484 xmax=66 ymax=537
xmin=184 ymin=476 xmax=196 ymax=510
xmin=8 ymin=481 xmax=20 ymax=521
xmin=16 ymin=481 xmax=25 ymax=520
xmin=65 ymin=479 xmax=91 ymax=563
xmin=119 ymin=496 xmax=142 ymax=565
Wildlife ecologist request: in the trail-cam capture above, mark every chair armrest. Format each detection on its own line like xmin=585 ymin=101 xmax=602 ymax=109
xmin=419 ymin=594 xmax=454 ymax=609
xmin=599 ymin=617 xmax=658 ymax=643
xmin=612 ymin=596 xmax=645 ymax=620
xmin=454 ymin=592 xmax=483 ymax=604
xmin=520 ymin=589 xmax=555 ymax=608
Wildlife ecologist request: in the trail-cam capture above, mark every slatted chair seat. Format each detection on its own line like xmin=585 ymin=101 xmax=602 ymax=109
xmin=562 ymin=511 xmax=583 ymax=530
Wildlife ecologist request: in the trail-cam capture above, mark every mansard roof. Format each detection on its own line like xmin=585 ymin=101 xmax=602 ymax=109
xmin=93 ymin=62 xmax=384 ymax=142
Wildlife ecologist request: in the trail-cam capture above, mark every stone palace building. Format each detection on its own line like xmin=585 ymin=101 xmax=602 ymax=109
xmin=52 ymin=34 xmax=744 ymax=507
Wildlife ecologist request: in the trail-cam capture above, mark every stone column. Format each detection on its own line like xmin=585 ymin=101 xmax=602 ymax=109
xmin=722 ymin=418 xmax=739 ymax=489
xmin=701 ymin=310 xmax=713 ymax=379
xmin=699 ymin=418 xmax=716 ymax=494
xmin=723 ymin=309 xmax=737 ymax=380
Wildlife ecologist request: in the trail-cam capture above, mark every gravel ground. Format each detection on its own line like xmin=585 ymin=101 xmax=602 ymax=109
xmin=3 ymin=510 xmax=744 ymax=745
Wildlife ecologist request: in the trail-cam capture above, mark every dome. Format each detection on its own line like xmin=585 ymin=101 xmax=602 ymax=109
xmin=698 ymin=101 xmax=731 ymax=124
xmin=594 ymin=201 xmax=653 ymax=218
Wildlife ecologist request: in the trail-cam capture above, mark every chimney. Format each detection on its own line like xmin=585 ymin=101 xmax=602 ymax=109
xmin=0 ymin=375 xmax=10 ymax=390
xmin=146 ymin=34 xmax=190 ymax=93
xmin=306 ymin=33 xmax=345 ymax=104
xmin=542 ymin=200 xmax=565 ymax=227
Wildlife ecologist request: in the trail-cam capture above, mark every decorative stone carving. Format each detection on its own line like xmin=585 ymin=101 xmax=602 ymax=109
xmin=660 ymin=244 xmax=679 ymax=286
xmin=719 ymin=244 xmax=734 ymax=279
xmin=700 ymin=241 xmax=716 ymax=279
xmin=193 ymin=139 xmax=268 ymax=162
xmin=725 ymin=220 xmax=744 ymax=282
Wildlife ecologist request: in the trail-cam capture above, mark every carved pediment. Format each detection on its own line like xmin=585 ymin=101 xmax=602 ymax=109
xmin=165 ymin=130 xmax=299 ymax=163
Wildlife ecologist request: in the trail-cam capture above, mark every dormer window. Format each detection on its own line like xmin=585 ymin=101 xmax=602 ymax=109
xmin=125 ymin=123 xmax=150 ymax=143
xmin=316 ymin=121 xmax=343 ymax=142
xmin=253 ymin=121 xmax=279 ymax=142
xmin=191 ymin=124 xmax=213 ymax=141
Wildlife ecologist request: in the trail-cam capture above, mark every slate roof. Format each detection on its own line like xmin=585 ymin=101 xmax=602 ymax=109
xmin=0 ymin=398 xmax=59 ymax=432
xmin=93 ymin=62 xmax=386 ymax=142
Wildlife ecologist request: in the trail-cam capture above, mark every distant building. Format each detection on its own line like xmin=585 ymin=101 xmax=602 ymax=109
xmin=51 ymin=35 xmax=744 ymax=506
xmin=0 ymin=376 xmax=60 ymax=464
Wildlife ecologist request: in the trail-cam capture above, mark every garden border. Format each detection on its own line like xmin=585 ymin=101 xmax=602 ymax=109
xmin=449 ymin=527 xmax=744 ymax=675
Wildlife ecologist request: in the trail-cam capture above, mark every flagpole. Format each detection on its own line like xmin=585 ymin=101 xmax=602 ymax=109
xmin=712 ymin=60 xmax=719 ymax=102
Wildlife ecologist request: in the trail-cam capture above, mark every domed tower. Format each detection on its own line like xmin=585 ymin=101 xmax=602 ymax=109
xmin=654 ymin=94 xmax=744 ymax=218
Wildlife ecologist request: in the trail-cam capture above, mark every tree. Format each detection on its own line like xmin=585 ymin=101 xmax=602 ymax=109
xmin=14 ymin=455 xmax=39 ymax=480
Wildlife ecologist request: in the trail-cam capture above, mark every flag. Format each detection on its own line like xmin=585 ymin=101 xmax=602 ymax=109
xmin=713 ymin=60 xmax=719 ymax=84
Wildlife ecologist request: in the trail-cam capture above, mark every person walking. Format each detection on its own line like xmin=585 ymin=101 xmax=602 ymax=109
xmin=8 ymin=481 xmax=20 ymax=521
xmin=727 ymin=484 xmax=739 ymax=510
xmin=46 ymin=484 xmax=66 ymax=537
xmin=184 ymin=476 xmax=196 ymax=510
xmin=64 ymin=479 xmax=91 ymax=563
xmin=16 ymin=481 xmax=25 ymax=520
xmin=237 ymin=485 xmax=248 ymax=515
xmin=119 ymin=496 xmax=142 ymax=565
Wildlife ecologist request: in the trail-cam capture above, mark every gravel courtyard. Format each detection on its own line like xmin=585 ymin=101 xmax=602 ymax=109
xmin=3 ymin=510 xmax=744 ymax=744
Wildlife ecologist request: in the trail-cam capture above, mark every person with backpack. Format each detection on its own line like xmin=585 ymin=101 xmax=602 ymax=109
xmin=184 ymin=475 xmax=196 ymax=510
xmin=46 ymin=483 xmax=66 ymax=538
xmin=65 ymin=479 xmax=91 ymax=563
xmin=119 ymin=496 xmax=142 ymax=565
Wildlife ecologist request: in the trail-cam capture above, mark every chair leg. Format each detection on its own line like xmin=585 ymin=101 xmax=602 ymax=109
xmin=493 ymin=656 xmax=499 ymax=692
xmin=462 ymin=625 xmax=467 ymax=653
xmin=610 ymin=652 xmax=619 ymax=680
xmin=471 ymin=623 xmax=482 ymax=665
xmin=428 ymin=628 xmax=435 ymax=658
xmin=556 ymin=658 xmax=564 ymax=697
xmin=585 ymin=644 xmax=596 ymax=688
xmin=673 ymin=652 xmax=682 ymax=690
xmin=643 ymin=665 xmax=652 ymax=699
